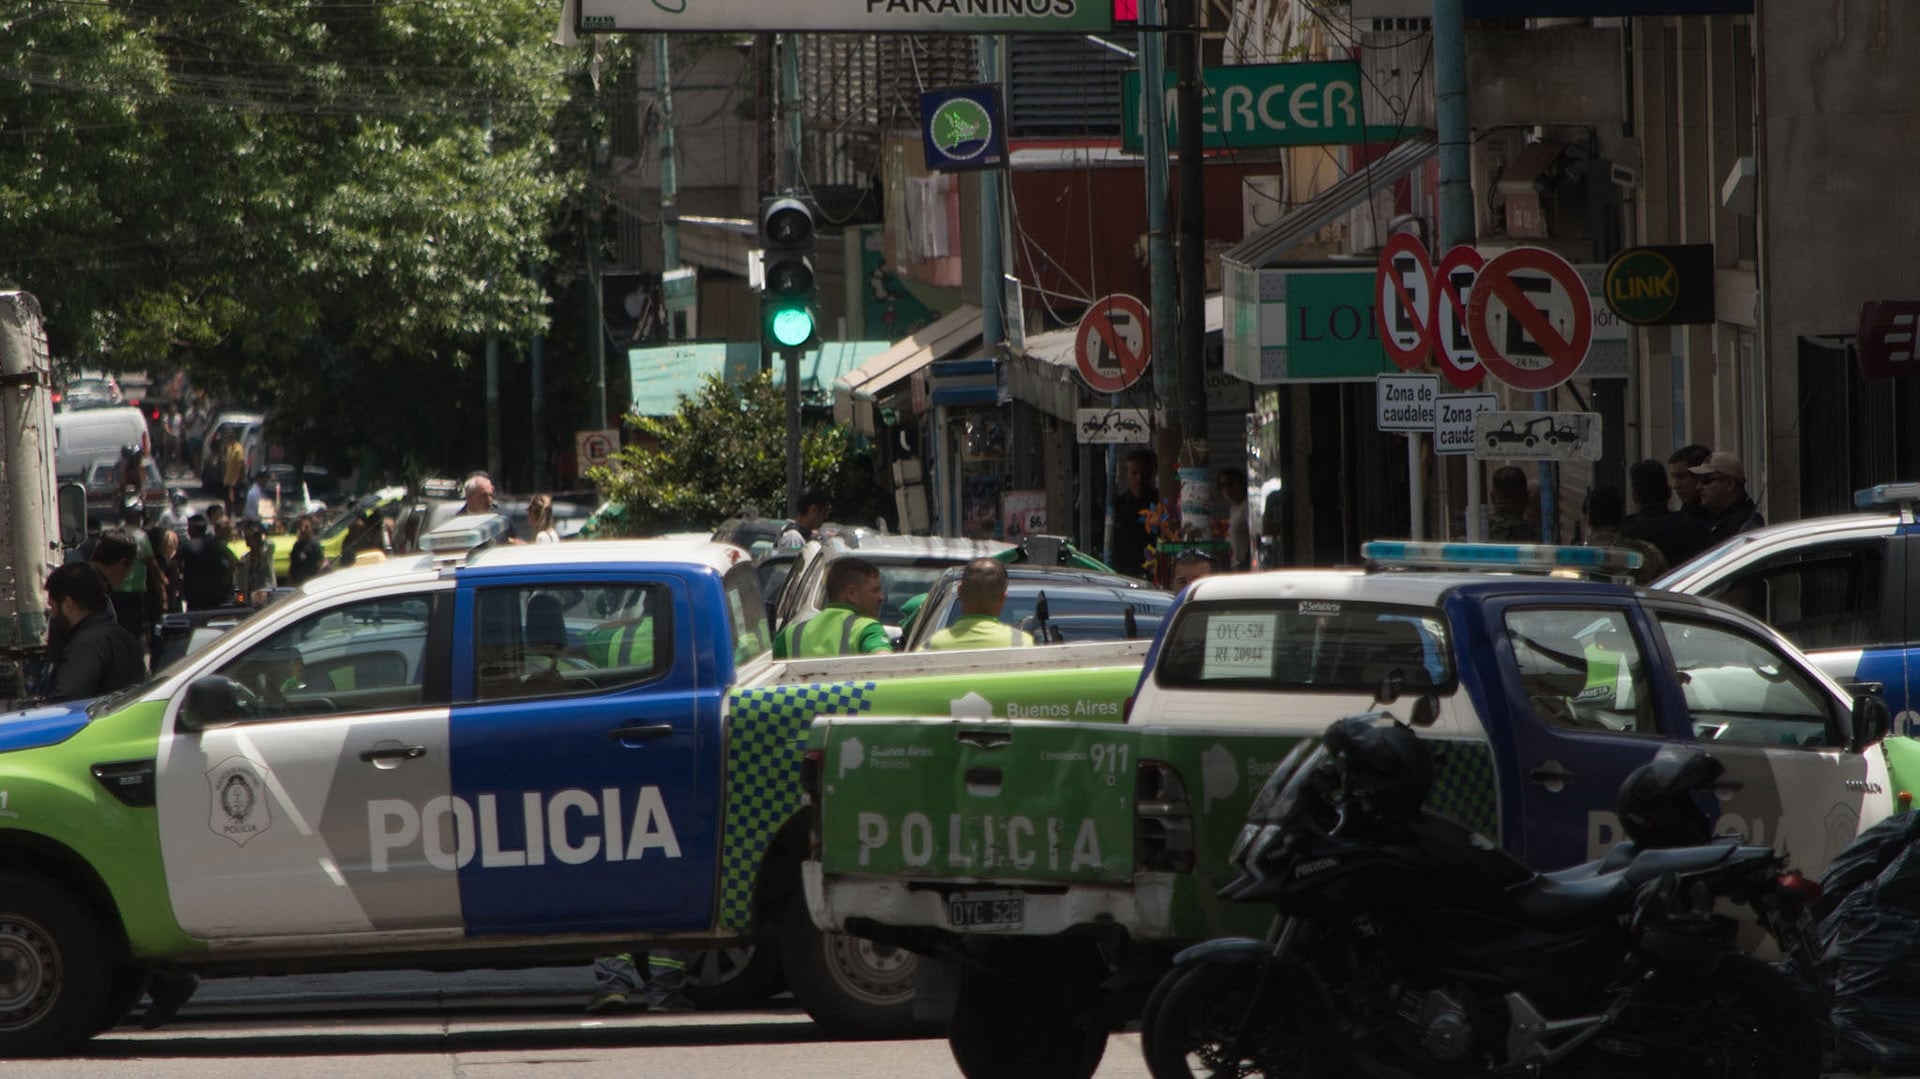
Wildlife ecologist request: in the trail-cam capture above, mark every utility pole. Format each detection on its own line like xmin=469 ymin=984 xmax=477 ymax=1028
xmin=779 ymin=33 xmax=804 ymax=518
xmin=1434 ymin=0 xmax=1479 ymax=539
xmin=1140 ymin=0 xmax=1177 ymax=504
xmin=1173 ymin=0 xmax=1208 ymax=482
xmin=483 ymin=109 xmax=503 ymax=482
xmin=657 ymin=35 xmax=681 ymax=277
xmin=585 ymin=140 xmax=608 ymax=431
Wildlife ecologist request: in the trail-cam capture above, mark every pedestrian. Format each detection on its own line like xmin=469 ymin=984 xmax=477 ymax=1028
xmin=1110 ymin=449 xmax=1158 ymax=580
xmin=1622 ymin=459 xmax=1711 ymax=567
xmin=1169 ymin=550 xmax=1218 ymax=593
xmin=240 ymin=518 xmax=277 ymax=600
xmin=223 ymin=432 xmax=246 ymax=510
xmin=1487 ymin=466 xmax=1532 ymax=541
xmin=462 ymin=471 xmax=497 ymax=516
xmin=527 ymin=494 xmax=560 ymax=544
xmin=42 ymin=562 xmax=144 ymax=702
xmin=338 ymin=507 xmax=388 ymax=567
xmin=1668 ymin=444 xmax=1712 ymax=519
xmin=774 ymin=557 xmax=892 ymax=657
xmin=163 ymin=408 xmax=184 ymax=478
xmin=180 ymin=516 xmax=235 ymax=610
xmin=779 ymin=490 xmax=833 ymax=549
xmin=287 ymin=514 xmax=325 ymax=586
xmin=923 ymin=558 xmax=1033 ymax=650
xmin=244 ymin=469 xmax=269 ymax=523
xmin=586 ymin=951 xmax=694 ymax=1015
xmin=111 ymin=500 xmax=166 ymax=653
xmin=1584 ymin=486 xmax=1668 ymax=585
xmin=156 ymin=488 xmax=191 ymax=538
xmin=1690 ymin=451 xmax=1766 ymax=545
xmin=1215 ymin=468 xmax=1251 ymax=571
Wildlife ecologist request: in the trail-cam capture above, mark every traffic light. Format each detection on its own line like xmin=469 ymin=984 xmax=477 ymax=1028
xmin=759 ymin=195 xmax=818 ymax=352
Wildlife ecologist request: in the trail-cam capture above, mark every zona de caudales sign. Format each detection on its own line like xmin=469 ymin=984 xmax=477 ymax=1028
xmin=1122 ymin=61 xmax=1409 ymax=154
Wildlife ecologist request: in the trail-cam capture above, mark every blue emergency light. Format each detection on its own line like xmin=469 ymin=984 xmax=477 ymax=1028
xmin=421 ymin=512 xmax=509 ymax=556
xmin=1363 ymin=540 xmax=1642 ymax=576
xmin=1854 ymin=483 xmax=1920 ymax=510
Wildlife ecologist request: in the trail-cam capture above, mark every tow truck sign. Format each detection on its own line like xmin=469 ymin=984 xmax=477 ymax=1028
xmin=1472 ymin=410 xmax=1602 ymax=462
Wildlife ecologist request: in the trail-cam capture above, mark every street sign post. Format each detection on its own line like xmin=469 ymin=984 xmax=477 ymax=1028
xmin=1433 ymin=393 xmax=1498 ymax=456
xmin=1471 ymin=410 xmax=1602 ymax=462
xmin=1074 ymin=407 xmax=1152 ymax=444
xmin=1429 ymin=245 xmax=1486 ymax=389
xmin=1375 ymin=374 xmax=1438 ymax=432
xmin=1466 ymin=246 xmax=1594 ymax=392
xmin=576 ymin=428 xmax=620 ymax=470
xmin=1375 ymin=233 xmax=1435 ymax=371
xmin=1074 ymin=294 xmax=1152 ymax=393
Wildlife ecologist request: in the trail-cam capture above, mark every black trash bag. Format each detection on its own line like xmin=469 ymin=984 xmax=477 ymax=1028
xmin=1826 ymin=841 xmax=1920 ymax=1071
xmin=1815 ymin=811 xmax=1920 ymax=922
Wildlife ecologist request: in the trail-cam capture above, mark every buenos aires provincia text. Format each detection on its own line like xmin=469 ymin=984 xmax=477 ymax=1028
xmin=866 ymin=0 xmax=1078 ymax=15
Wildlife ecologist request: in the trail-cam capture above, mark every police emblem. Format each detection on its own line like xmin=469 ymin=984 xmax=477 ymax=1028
xmin=207 ymin=756 xmax=273 ymax=846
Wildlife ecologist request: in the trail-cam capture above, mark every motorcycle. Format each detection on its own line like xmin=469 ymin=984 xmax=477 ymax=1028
xmin=1142 ymin=710 xmax=1825 ymax=1078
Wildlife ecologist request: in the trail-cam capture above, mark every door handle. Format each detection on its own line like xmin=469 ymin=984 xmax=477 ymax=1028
xmin=1528 ymin=761 xmax=1574 ymax=791
xmin=359 ymin=745 xmax=426 ymax=764
xmin=608 ymin=723 xmax=674 ymax=742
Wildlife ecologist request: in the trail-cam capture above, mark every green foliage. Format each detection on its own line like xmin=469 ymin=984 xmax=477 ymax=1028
xmin=0 ymin=0 xmax=604 ymax=474
xmin=588 ymin=374 xmax=854 ymax=535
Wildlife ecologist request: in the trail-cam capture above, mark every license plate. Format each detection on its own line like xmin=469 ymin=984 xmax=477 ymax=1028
xmin=947 ymin=891 xmax=1024 ymax=930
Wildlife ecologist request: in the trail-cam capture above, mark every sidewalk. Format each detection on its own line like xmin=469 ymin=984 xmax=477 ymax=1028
xmin=181 ymin=968 xmax=592 ymax=1018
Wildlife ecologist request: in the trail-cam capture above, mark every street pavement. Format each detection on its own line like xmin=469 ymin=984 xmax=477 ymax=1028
xmin=0 ymin=969 xmax=1152 ymax=1078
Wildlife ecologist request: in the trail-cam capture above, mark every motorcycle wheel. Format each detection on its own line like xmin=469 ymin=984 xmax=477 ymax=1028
xmin=1143 ymin=959 xmax=1342 ymax=1079
xmin=1569 ymin=954 xmax=1820 ymax=1079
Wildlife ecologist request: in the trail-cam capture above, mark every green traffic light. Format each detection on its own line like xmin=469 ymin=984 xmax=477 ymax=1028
xmin=769 ymin=305 xmax=816 ymax=349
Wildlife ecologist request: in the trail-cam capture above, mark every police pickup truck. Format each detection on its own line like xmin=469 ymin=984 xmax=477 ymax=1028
xmin=0 ymin=539 xmax=1149 ymax=1054
xmin=801 ymin=542 xmax=1897 ymax=1077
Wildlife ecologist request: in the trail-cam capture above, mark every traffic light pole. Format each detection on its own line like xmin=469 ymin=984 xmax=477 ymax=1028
xmin=778 ymin=34 xmax=805 ymax=518
xmin=784 ymin=347 xmax=802 ymax=518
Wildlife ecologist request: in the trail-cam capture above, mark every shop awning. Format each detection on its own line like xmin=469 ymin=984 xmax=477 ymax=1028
xmin=627 ymin=340 xmax=891 ymax=417
xmin=833 ymin=305 xmax=984 ymax=436
xmin=1221 ymin=132 xmax=1439 ymax=271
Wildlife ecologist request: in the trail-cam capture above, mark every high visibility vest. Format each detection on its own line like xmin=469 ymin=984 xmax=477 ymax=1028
xmin=780 ymin=607 xmax=882 ymax=657
xmin=587 ymin=619 xmax=655 ymax=669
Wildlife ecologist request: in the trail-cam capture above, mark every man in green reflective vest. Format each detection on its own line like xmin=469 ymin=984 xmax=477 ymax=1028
xmin=775 ymin=557 xmax=892 ymax=657
xmin=923 ymin=558 xmax=1033 ymax=651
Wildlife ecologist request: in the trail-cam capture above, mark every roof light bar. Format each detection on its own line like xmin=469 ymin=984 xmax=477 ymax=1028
xmin=1363 ymin=540 xmax=1642 ymax=575
xmin=420 ymin=512 xmax=509 ymax=555
xmin=1855 ymin=483 xmax=1920 ymax=509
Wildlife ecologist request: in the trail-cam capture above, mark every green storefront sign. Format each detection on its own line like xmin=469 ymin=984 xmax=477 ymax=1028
xmin=1121 ymin=61 xmax=1410 ymax=153
xmin=1222 ymin=266 xmax=1398 ymax=384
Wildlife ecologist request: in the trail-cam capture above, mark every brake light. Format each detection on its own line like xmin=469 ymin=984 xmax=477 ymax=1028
xmin=1122 ymin=695 xmax=1135 ymax=722
xmin=1775 ymin=871 xmax=1822 ymax=905
xmin=1900 ymin=791 xmax=1913 ymax=810
xmin=798 ymin=747 xmax=824 ymax=808
xmin=1135 ymin=760 xmax=1193 ymax=872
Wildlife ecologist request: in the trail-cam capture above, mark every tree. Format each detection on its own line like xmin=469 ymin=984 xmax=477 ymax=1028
xmin=588 ymin=374 xmax=857 ymax=535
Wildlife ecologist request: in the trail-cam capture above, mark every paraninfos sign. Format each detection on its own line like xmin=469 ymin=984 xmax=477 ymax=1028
xmin=577 ymin=0 xmax=1111 ymax=33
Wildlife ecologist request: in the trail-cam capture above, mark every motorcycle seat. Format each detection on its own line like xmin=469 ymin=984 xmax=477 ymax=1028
xmin=1510 ymin=872 xmax=1636 ymax=930
xmin=1540 ymin=842 xmax=1641 ymax=883
xmin=1620 ymin=840 xmax=1739 ymax=887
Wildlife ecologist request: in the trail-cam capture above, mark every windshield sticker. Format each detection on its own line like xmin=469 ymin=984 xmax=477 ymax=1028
xmin=1201 ymin=614 xmax=1279 ymax=679
xmin=1298 ymin=600 xmax=1340 ymax=615
xmin=208 ymin=756 xmax=273 ymax=847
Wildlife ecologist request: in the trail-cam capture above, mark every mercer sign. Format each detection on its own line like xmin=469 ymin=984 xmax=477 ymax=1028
xmin=1122 ymin=61 xmax=1407 ymax=153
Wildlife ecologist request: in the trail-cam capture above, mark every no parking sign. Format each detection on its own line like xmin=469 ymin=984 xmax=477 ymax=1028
xmin=1466 ymin=247 xmax=1594 ymax=392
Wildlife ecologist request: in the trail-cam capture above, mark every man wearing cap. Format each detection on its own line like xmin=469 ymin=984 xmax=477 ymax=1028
xmin=1692 ymin=451 xmax=1765 ymax=545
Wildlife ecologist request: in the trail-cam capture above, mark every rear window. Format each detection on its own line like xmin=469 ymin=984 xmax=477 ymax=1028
xmin=725 ymin=564 xmax=773 ymax=665
xmin=1154 ymin=600 xmax=1455 ymax=693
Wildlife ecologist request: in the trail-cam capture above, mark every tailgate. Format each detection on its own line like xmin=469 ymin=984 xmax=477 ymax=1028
xmin=816 ymin=717 xmax=1138 ymax=883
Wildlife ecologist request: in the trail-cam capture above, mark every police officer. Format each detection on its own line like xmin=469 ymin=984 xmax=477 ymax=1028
xmin=922 ymin=558 xmax=1032 ymax=651
xmin=775 ymin=557 xmax=892 ymax=657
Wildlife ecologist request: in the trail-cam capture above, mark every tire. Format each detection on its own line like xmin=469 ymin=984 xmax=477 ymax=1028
xmin=1524 ymin=435 xmax=1537 ymax=448
xmin=680 ymin=944 xmax=785 ymax=1010
xmin=1487 ymin=435 xmax=1500 ymax=449
xmin=1145 ymin=959 xmax=1341 ymax=1079
xmin=778 ymin=891 xmax=923 ymax=1038
xmin=0 ymin=870 xmax=110 ymax=1056
xmin=947 ymin=950 xmax=1107 ymax=1079
xmin=1137 ymin=962 xmax=1186 ymax=1065
xmin=93 ymin=965 xmax=147 ymax=1035
xmin=1570 ymin=954 xmax=1819 ymax=1078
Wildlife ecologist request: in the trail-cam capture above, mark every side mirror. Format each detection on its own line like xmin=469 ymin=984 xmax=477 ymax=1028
xmin=179 ymin=675 xmax=250 ymax=732
xmin=1851 ymin=692 xmax=1892 ymax=753
xmin=1375 ymin=668 xmax=1405 ymax=706
xmin=57 ymin=482 xmax=87 ymax=549
xmin=1409 ymin=694 xmax=1440 ymax=728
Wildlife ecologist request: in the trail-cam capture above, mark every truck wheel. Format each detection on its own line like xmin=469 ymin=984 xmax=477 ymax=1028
xmin=778 ymin=892 xmax=923 ymax=1038
xmin=681 ymin=944 xmax=784 ymax=1010
xmin=0 ymin=871 xmax=109 ymax=1056
xmin=93 ymin=964 xmax=147 ymax=1034
xmin=947 ymin=959 xmax=1107 ymax=1079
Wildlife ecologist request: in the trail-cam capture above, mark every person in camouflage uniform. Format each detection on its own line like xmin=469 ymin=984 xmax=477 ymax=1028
xmin=1583 ymin=485 xmax=1668 ymax=585
xmin=1487 ymin=466 xmax=1533 ymax=542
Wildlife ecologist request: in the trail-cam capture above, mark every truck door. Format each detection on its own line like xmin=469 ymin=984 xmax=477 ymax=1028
xmin=155 ymin=589 xmax=459 ymax=938
xmin=449 ymin=575 xmax=724 ymax=936
xmin=1489 ymin=600 xmax=1679 ymax=870
xmin=1644 ymin=603 xmax=1880 ymax=879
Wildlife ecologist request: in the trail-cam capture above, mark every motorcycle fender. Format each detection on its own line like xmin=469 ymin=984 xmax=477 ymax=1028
xmin=1169 ymin=937 xmax=1270 ymax=971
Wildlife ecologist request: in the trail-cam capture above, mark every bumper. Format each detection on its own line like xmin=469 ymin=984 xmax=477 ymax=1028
xmin=803 ymin=860 xmax=1181 ymax=940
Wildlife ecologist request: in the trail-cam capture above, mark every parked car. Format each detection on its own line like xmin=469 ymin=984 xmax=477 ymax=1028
xmin=901 ymin=564 xmax=1173 ymax=650
xmin=52 ymin=406 xmax=149 ymax=478
xmin=1655 ymin=482 xmax=1920 ymax=721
